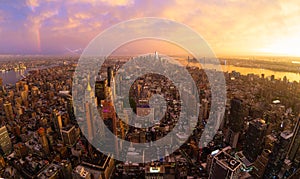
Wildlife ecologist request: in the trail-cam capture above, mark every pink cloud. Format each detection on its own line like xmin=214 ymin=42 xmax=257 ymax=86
xmin=1 ymin=0 xmax=300 ymax=56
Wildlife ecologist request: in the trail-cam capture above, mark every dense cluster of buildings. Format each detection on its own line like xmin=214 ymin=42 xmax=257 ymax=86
xmin=0 ymin=54 xmax=300 ymax=178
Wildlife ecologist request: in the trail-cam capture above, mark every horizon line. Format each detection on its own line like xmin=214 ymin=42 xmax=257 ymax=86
xmin=0 ymin=53 xmax=300 ymax=59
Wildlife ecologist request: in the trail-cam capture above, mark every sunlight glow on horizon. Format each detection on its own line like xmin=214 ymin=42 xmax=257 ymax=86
xmin=0 ymin=0 xmax=300 ymax=57
xmin=258 ymin=37 xmax=300 ymax=57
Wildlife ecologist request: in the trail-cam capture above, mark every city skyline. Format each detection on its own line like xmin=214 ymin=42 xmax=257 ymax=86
xmin=0 ymin=0 xmax=300 ymax=57
xmin=1 ymin=1 xmax=300 ymax=178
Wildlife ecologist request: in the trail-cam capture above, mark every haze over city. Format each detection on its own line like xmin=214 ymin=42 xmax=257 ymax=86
xmin=1 ymin=1 xmax=300 ymax=179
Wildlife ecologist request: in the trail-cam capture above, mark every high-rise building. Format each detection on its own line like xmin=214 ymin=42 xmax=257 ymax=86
xmin=270 ymin=75 xmax=275 ymax=81
xmin=59 ymin=160 xmax=73 ymax=179
xmin=107 ymin=66 xmax=116 ymax=99
xmin=226 ymin=129 xmax=240 ymax=149
xmin=155 ymin=51 xmax=159 ymax=60
xmin=136 ymin=107 xmax=154 ymax=127
xmin=85 ymin=74 xmax=97 ymax=105
xmin=287 ymin=116 xmax=300 ymax=166
xmin=145 ymin=164 xmax=165 ymax=179
xmin=52 ymin=109 xmax=63 ymax=135
xmin=73 ymin=165 xmax=91 ymax=179
xmin=101 ymin=100 xmax=119 ymax=156
xmin=37 ymin=163 xmax=62 ymax=179
xmin=61 ymin=125 xmax=78 ymax=147
xmin=0 ymin=155 xmax=5 ymax=170
xmin=31 ymin=86 xmax=39 ymax=97
xmin=13 ymin=143 xmax=28 ymax=158
xmin=101 ymin=100 xmax=117 ymax=135
xmin=20 ymin=90 xmax=28 ymax=103
xmin=228 ymin=98 xmax=244 ymax=132
xmin=0 ymin=126 xmax=12 ymax=155
xmin=243 ymin=118 xmax=267 ymax=162
xmin=226 ymin=98 xmax=244 ymax=149
xmin=38 ymin=127 xmax=50 ymax=155
xmin=264 ymin=134 xmax=277 ymax=151
xmin=252 ymin=149 xmax=271 ymax=178
xmin=84 ymin=74 xmax=98 ymax=141
xmin=201 ymin=98 xmax=209 ymax=120
xmin=95 ymin=78 xmax=108 ymax=104
xmin=208 ymin=150 xmax=242 ymax=179
xmin=264 ymin=130 xmax=294 ymax=178
xmin=3 ymin=101 xmax=14 ymax=121
xmin=107 ymin=66 xmax=113 ymax=87
xmin=85 ymin=102 xmax=94 ymax=142
xmin=65 ymin=96 xmax=76 ymax=121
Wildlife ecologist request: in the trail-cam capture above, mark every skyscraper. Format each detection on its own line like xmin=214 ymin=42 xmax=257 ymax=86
xmin=38 ymin=127 xmax=50 ymax=155
xmin=208 ymin=150 xmax=242 ymax=179
xmin=84 ymin=74 xmax=97 ymax=141
xmin=287 ymin=116 xmax=300 ymax=166
xmin=243 ymin=118 xmax=267 ymax=162
xmin=61 ymin=125 xmax=78 ymax=147
xmin=3 ymin=101 xmax=14 ymax=121
xmin=101 ymin=100 xmax=117 ymax=135
xmin=85 ymin=74 xmax=97 ymax=106
xmin=226 ymin=129 xmax=240 ymax=149
xmin=226 ymin=98 xmax=244 ymax=148
xmin=264 ymin=130 xmax=294 ymax=178
xmin=60 ymin=160 xmax=73 ymax=179
xmin=95 ymin=78 xmax=108 ymax=104
xmin=85 ymin=102 xmax=94 ymax=142
xmin=252 ymin=149 xmax=271 ymax=178
xmin=107 ymin=66 xmax=113 ymax=87
xmin=101 ymin=100 xmax=118 ymax=156
xmin=37 ymin=163 xmax=62 ymax=178
xmin=65 ymin=96 xmax=76 ymax=121
xmin=52 ymin=109 xmax=63 ymax=134
xmin=73 ymin=165 xmax=92 ymax=179
xmin=107 ymin=66 xmax=116 ymax=100
xmin=0 ymin=126 xmax=12 ymax=155
xmin=228 ymin=98 xmax=244 ymax=132
xmin=155 ymin=51 xmax=159 ymax=60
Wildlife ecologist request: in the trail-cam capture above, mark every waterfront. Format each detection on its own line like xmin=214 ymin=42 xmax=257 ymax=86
xmin=1 ymin=61 xmax=300 ymax=86
xmin=223 ymin=64 xmax=300 ymax=82
xmin=0 ymin=64 xmax=61 ymax=85
xmin=0 ymin=69 xmax=27 ymax=85
xmin=183 ymin=60 xmax=300 ymax=82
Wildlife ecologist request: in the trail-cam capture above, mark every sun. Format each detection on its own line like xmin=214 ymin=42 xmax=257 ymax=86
xmin=258 ymin=37 xmax=300 ymax=57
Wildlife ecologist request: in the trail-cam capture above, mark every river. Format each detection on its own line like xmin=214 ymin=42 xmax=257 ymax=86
xmin=0 ymin=69 xmax=27 ymax=86
xmin=184 ymin=61 xmax=300 ymax=82
xmin=1 ymin=62 xmax=300 ymax=86
xmin=0 ymin=64 xmax=60 ymax=86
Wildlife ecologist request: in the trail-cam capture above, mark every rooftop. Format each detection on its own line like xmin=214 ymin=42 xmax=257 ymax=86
xmin=281 ymin=130 xmax=294 ymax=140
xmin=37 ymin=163 xmax=60 ymax=179
xmin=214 ymin=151 xmax=242 ymax=171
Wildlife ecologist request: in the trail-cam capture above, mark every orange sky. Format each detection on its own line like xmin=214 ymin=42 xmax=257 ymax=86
xmin=1 ymin=0 xmax=300 ymax=57
xmin=110 ymin=39 xmax=191 ymax=57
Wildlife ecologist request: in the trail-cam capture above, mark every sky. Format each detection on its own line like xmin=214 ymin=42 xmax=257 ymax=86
xmin=0 ymin=0 xmax=300 ymax=57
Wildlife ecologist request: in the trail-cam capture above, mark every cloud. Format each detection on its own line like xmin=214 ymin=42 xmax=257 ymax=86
xmin=26 ymin=0 xmax=40 ymax=11
xmin=51 ymin=17 xmax=81 ymax=31
xmin=159 ymin=0 xmax=300 ymax=55
xmin=74 ymin=12 xmax=91 ymax=19
xmin=0 ymin=10 xmax=4 ymax=23
xmin=26 ymin=9 xmax=58 ymax=31
xmin=69 ymin=0 xmax=134 ymax=6
xmin=1 ymin=0 xmax=300 ymax=55
xmin=100 ymin=0 xmax=134 ymax=6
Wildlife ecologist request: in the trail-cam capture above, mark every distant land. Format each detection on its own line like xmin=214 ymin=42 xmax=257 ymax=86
xmin=218 ymin=57 xmax=300 ymax=74
xmin=1 ymin=54 xmax=300 ymax=74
